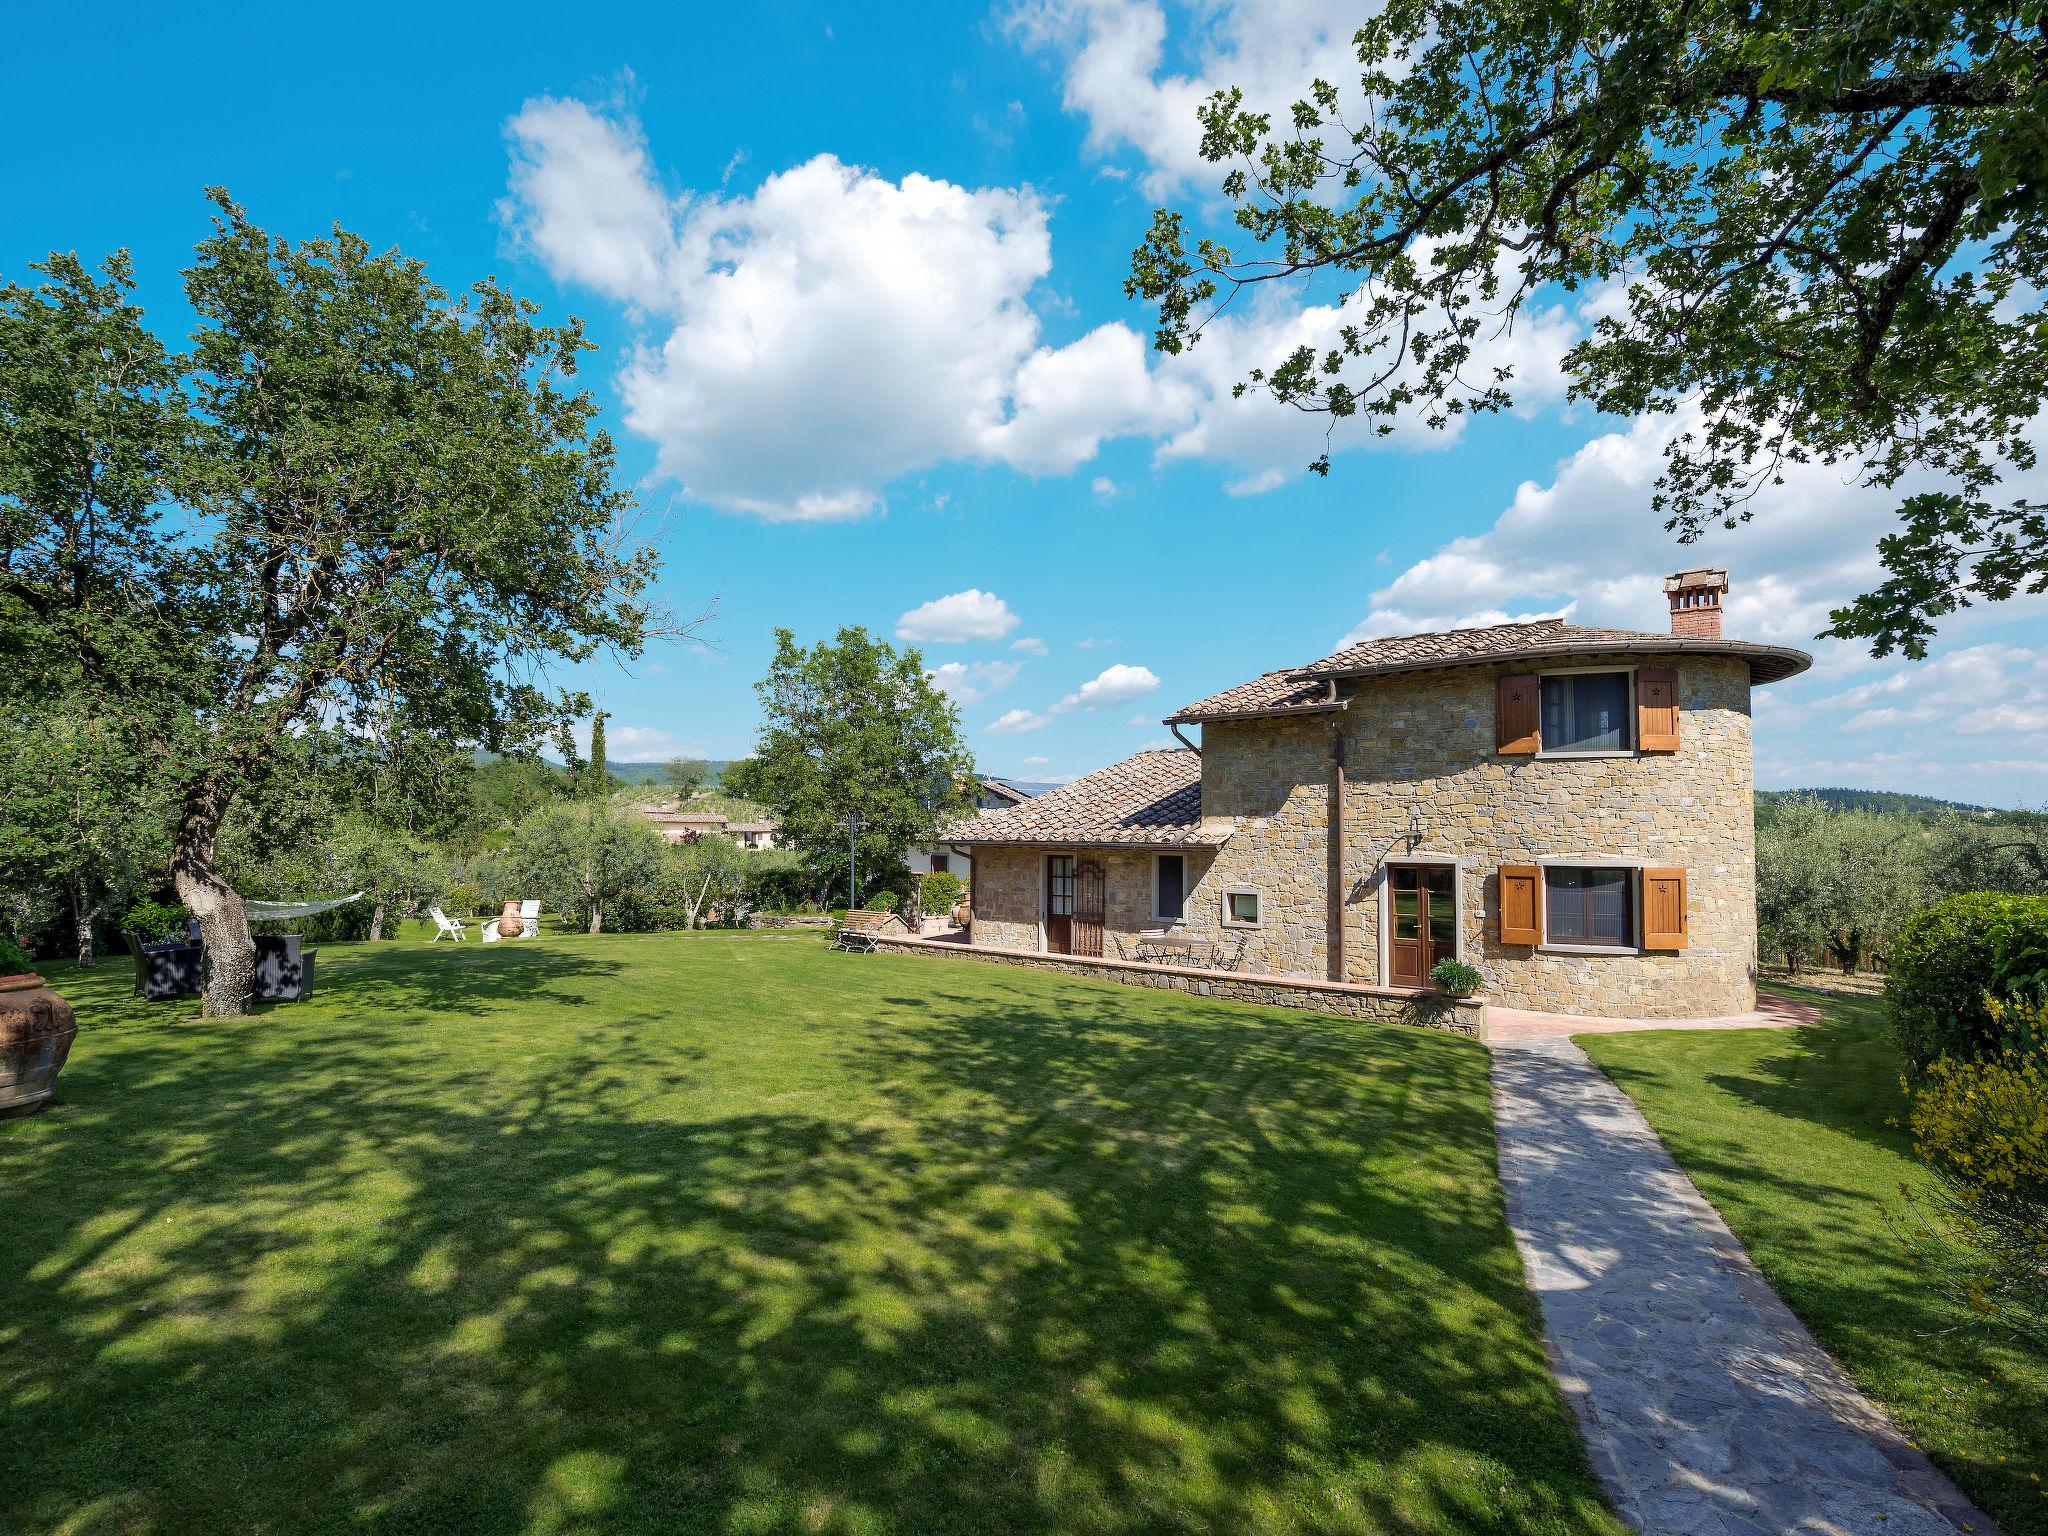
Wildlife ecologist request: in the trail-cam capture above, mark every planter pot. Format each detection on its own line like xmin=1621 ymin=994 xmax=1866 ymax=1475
xmin=0 ymin=973 xmax=78 ymax=1119
xmin=498 ymin=900 xmax=525 ymax=940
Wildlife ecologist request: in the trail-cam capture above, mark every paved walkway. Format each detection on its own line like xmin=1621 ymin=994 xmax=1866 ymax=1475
xmin=1487 ymin=989 xmax=1819 ymax=1042
xmin=1492 ymin=1037 xmax=1996 ymax=1535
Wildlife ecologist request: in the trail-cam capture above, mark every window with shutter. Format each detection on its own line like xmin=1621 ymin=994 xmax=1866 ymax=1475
xmin=1496 ymin=674 xmax=1540 ymax=754
xmin=1637 ymin=668 xmax=1680 ymax=753
xmin=1498 ymin=865 xmax=1541 ymax=945
xmin=1642 ymin=867 xmax=1688 ymax=950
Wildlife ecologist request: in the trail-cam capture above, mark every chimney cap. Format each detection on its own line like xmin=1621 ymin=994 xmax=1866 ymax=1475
xmin=1663 ymin=566 xmax=1728 ymax=594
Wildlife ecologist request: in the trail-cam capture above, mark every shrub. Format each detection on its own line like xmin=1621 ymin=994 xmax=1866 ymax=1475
xmin=0 ymin=936 xmax=36 ymax=975
xmin=444 ymin=881 xmax=485 ymax=919
xmin=920 ymin=870 xmax=965 ymax=914
xmin=122 ymin=897 xmax=188 ymax=944
xmin=1889 ymin=893 xmax=2048 ymax=1067
xmin=865 ymin=890 xmax=897 ymax=915
xmin=1894 ymin=997 xmax=2048 ymax=1339
xmin=1428 ymin=958 xmax=1483 ymax=996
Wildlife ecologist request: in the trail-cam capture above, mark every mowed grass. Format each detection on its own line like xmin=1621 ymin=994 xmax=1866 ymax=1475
xmin=1 ymin=931 xmax=1619 ymax=1536
xmin=1582 ymin=995 xmax=2048 ymax=1536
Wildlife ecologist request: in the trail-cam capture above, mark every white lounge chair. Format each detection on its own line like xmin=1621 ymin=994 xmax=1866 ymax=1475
xmin=517 ymin=900 xmax=542 ymax=936
xmin=427 ymin=907 xmax=467 ymax=943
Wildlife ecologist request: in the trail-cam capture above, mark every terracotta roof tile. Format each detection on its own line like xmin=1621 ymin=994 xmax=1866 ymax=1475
xmin=940 ymin=750 xmax=1223 ymax=848
xmin=1164 ymin=669 xmax=1345 ymax=725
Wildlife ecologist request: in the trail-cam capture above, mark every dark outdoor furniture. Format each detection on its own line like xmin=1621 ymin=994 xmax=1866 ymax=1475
xmin=252 ymin=933 xmax=317 ymax=1003
xmin=126 ymin=931 xmax=201 ymax=1001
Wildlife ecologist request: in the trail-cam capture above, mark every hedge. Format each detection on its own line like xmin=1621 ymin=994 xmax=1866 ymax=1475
xmin=1889 ymin=893 xmax=2048 ymax=1068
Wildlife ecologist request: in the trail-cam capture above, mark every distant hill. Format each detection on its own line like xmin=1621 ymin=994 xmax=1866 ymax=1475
xmin=1758 ymin=786 xmax=1997 ymax=816
xmin=604 ymin=759 xmax=737 ymax=787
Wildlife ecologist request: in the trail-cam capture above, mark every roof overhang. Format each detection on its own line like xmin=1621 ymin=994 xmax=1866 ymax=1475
xmin=1295 ymin=637 xmax=1811 ymax=687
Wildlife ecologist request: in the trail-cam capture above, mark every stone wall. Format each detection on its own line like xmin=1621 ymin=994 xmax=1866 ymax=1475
xmin=964 ymin=844 xmax=1219 ymax=959
xmin=872 ymin=933 xmax=1487 ymax=1037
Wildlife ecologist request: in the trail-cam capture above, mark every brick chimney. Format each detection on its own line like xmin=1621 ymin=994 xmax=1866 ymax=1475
xmin=1664 ymin=567 xmax=1729 ymax=639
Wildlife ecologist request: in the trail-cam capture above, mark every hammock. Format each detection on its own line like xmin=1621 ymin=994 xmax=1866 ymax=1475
xmin=243 ymin=891 xmax=366 ymax=922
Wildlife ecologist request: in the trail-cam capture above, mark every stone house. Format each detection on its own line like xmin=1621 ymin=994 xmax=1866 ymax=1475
xmin=906 ymin=776 xmax=1054 ymax=884
xmin=641 ymin=809 xmax=781 ymax=850
xmin=942 ymin=570 xmax=1810 ymax=1019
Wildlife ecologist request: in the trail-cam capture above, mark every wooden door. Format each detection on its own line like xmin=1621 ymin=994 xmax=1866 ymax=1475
xmin=1389 ymin=864 xmax=1457 ymax=987
xmin=1045 ymin=855 xmax=1075 ymax=953
xmin=1072 ymin=858 xmax=1106 ymax=958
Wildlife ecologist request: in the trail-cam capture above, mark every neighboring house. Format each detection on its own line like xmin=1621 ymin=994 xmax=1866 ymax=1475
xmin=906 ymin=776 xmax=1054 ymax=884
xmin=641 ymin=808 xmax=781 ymax=849
xmin=942 ymin=569 xmax=1810 ymax=1019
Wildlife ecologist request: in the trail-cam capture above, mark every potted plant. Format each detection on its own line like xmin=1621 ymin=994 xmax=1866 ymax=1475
xmin=1428 ymin=958 xmax=1483 ymax=998
xmin=0 ymin=936 xmax=78 ymax=1119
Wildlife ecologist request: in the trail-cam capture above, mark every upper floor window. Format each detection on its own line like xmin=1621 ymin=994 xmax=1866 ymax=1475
xmin=1540 ymin=672 xmax=1631 ymax=753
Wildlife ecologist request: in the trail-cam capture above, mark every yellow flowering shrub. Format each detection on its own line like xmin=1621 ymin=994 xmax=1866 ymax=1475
xmin=1901 ymin=996 xmax=2048 ymax=1334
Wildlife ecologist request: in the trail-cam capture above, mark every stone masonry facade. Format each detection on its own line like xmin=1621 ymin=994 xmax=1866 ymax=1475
xmin=964 ymin=650 xmax=1760 ymax=1019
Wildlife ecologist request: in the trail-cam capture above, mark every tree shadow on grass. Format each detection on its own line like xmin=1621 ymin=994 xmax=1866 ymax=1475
xmin=2 ymin=951 xmax=1621 ymax=1536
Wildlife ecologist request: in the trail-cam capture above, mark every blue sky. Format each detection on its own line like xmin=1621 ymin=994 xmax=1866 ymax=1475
xmin=8 ymin=2 xmax=2045 ymax=805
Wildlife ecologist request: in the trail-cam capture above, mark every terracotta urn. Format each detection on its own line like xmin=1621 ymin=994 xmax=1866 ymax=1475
xmin=498 ymin=900 xmax=525 ymax=939
xmin=0 ymin=972 xmax=78 ymax=1119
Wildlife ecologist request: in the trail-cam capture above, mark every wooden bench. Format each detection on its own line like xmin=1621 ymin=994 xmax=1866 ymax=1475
xmin=834 ymin=909 xmax=897 ymax=954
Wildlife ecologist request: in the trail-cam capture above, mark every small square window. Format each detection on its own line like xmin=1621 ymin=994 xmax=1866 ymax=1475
xmin=1544 ymin=867 xmax=1634 ymax=947
xmin=1223 ymin=889 xmax=1261 ymax=927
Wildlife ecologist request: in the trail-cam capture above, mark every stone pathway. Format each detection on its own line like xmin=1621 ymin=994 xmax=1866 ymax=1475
xmin=1492 ymin=1037 xmax=1998 ymax=1536
xmin=1487 ymin=989 xmax=1819 ymax=1043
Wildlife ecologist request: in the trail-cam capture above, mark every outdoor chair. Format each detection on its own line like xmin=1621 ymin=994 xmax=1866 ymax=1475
xmin=1135 ymin=928 xmax=1197 ymax=965
xmin=517 ymin=900 xmax=541 ymax=935
xmin=125 ymin=930 xmax=201 ymax=1001
xmin=427 ymin=907 xmax=467 ymax=942
xmin=252 ymin=933 xmax=317 ymax=1003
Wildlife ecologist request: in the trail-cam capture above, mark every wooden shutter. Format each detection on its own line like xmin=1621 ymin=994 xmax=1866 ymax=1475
xmin=1642 ymin=867 xmax=1688 ymax=950
xmin=1496 ymin=674 xmax=1540 ymax=754
xmin=1498 ymin=864 xmax=1542 ymax=945
xmin=1636 ymin=668 xmax=1680 ymax=753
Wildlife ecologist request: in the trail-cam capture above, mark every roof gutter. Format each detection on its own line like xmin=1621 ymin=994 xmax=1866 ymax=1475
xmin=1169 ymin=721 xmax=1201 ymax=755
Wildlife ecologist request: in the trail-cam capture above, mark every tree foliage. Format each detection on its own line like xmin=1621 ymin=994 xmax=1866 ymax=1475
xmin=1128 ymin=0 xmax=2048 ymax=654
xmin=0 ymin=193 xmax=681 ymax=1011
xmin=727 ymin=628 xmax=974 ymax=904
xmin=509 ymin=801 xmax=664 ymax=935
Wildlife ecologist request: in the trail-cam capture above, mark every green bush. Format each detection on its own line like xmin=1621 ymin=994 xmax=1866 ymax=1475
xmin=920 ymin=870 xmax=965 ymax=914
xmin=1429 ymin=958 xmax=1483 ymax=996
xmin=865 ymin=890 xmax=897 ymax=914
xmin=0 ymin=936 xmax=36 ymax=975
xmin=1889 ymin=893 xmax=2048 ymax=1068
xmin=123 ymin=897 xmax=188 ymax=944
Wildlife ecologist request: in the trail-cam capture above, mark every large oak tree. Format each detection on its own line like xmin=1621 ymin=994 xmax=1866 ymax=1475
xmin=1128 ymin=0 xmax=2048 ymax=655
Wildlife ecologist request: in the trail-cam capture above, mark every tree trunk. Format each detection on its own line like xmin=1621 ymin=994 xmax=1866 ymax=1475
xmin=588 ymin=900 xmax=603 ymax=935
xmin=68 ymin=882 xmax=97 ymax=968
xmin=171 ymin=777 xmax=255 ymax=1017
xmin=369 ymin=903 xmax=386 ymax=943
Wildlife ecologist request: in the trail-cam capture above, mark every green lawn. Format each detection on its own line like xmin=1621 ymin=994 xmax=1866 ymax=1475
xmin=1 ymin=931 xmax=1618 ymax=1536
xmin=1582 ymin=995 xmax=2048 ymax=1536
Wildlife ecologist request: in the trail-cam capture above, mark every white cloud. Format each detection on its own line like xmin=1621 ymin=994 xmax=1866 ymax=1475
xmin=1062 ymin=663 xmax=1162 ymax=710
xmin=986 ymin=707 xmax=1054 ymax=734
xmin=1127 ymin=712 xmax=1155 ymax=726
xmin=897 ymin=588 xmax=1021 ymax=643
xmin=1076 ymin=635 xmax=1115 ymax=649
xmin=503 ymin=98 xmax=1167 ymax=519
xmin=1022 ymin=755 xmax=1051 ymax=766
xmin=556 ymin=721 xmax=705 ymax=761
xmin=1091 ymin=475 xmax=1120 ymax=499
xmin=1135 ymin=737 xmax=1176 ymax=751
xmin=1010 ymin=635 xmax=1049 ymax=655
xmin=1005 ymin=0 xmax=1367 ymax=196
xmin=928 ymin=659 xmax=1024 ymax=706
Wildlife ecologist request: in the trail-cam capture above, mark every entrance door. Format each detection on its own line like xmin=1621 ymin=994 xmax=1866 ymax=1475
xmin=1045 ymin=855 xmax=1075 ymax=953
xmin=1389 ymin=864 xmax=1457 ymax=987
xmin=1072 ymin=858 xmax=1106 ymax=958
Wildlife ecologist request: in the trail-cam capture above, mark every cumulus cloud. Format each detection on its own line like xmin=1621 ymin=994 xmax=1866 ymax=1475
xmin=1010 ymin=636 xmax=1050 ymax=655
xmin=928 ymin=659 xmax=1025 ymax=706
xmin=556 ymin=721 xmax=705 ymax=761
xmin=1022 ymin=755 xmax=1051 ymax=766
xmin=1006 ymin=0 xmax=1368 ymax=196
xmin=986 ymin=707 xmax=1054 ymax=735
xmin=1063 ymin=663 xmax=1162 ymax=710
xmin=897 ymin=588 xmax=1021 ymax=643
xmin=503 ymin=98 xmax=1168 ymax=519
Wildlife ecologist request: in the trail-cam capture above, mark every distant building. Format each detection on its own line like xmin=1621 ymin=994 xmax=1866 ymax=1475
xmin=641 ymin=808 xmax=781 ymax=850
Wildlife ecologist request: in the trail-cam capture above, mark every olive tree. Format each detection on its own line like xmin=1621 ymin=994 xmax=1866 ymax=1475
xmin=1 ymin=194 xmax=686 ymax=1013
xmin=510 ymin=801 xmax=663 ymax=935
